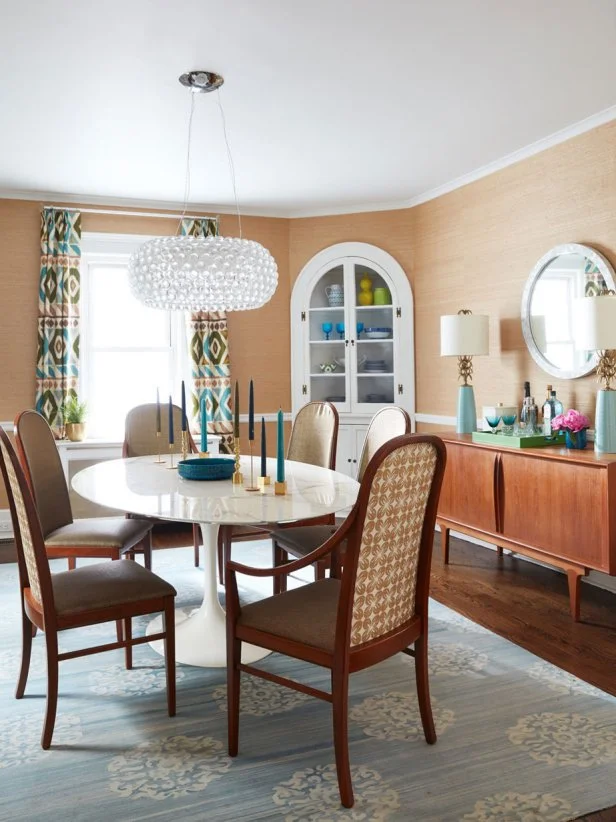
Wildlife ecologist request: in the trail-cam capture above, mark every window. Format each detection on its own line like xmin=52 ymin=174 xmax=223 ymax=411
xmin=81 ymin=233 xmax=190 ymax=439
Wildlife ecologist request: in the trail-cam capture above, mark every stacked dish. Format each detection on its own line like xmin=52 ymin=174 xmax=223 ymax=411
xmin=364 ymin=327 xmax=392 ymax=339
xmin=362 ymin=359 xmax=389 ymax=372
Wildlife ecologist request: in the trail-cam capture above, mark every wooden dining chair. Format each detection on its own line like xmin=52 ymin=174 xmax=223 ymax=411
xmin=123 ymin=403 xmax=201 ymax=567
xmin=270 ymin=405 xmax=411 ymax=593
xmin=0 ymin=426 xmax=177 ymax=750
xmin=15 ymin=410 xmax=153 ymax=571
xmin=217 ymin=400 xmax=339 ymax=584
xmin=226 ymin=433 xmax=446 ymax=808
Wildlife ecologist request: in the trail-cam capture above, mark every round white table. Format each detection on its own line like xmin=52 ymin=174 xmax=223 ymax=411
xmin=72 ymin=455 xmax=359 ymax=668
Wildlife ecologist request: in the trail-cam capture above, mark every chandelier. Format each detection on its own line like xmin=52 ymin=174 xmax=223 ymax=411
xmin=128 ymin=71 xmax=278 ymax=312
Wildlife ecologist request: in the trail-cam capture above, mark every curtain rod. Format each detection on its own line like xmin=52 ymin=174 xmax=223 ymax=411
xmin=42 ymin=205 xmax=218 ymax=221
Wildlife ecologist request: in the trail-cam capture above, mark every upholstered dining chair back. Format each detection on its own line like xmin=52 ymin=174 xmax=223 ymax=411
xmin=356 ymin=405 xmax=411 ymax=482
xmin=345 ymin=436 xmax=444 ymax=647
xmin=123 ymin=403 xmax=193 ymax=457
xmin=0 ymin=430 xmax=53 ymax=613
xmin=287 ymin=401 xmax=339 ymax=469
xmin=14 ymin=410 xmax=73 ymax=538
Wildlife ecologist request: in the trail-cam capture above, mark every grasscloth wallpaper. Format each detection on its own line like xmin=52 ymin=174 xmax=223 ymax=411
xmin=0 ymin=120 xmax=615 ymax=509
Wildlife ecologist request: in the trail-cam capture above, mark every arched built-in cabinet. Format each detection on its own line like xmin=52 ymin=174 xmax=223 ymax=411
xmin=291 ymin=242 xmax=415 ymax=477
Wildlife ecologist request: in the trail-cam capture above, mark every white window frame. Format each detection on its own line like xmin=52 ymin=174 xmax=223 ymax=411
xmin=80 ymin=232 xmax=192 ymax=439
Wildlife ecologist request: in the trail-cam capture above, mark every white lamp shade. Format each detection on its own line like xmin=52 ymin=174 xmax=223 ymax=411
xmin=574 ymin=295 xmax=616 ymax=351
xmin=440 ymin=314 xmax=489 ymax=356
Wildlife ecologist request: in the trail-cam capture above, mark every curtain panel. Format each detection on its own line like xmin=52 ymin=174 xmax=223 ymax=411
xmin=35 ymin=208 xmax=82 ymax=435
xmin=180 ymin=218 xmax=234 ymax=454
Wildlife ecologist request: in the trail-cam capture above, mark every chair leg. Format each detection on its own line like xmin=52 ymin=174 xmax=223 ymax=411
xmin=332 ymin=670 xmax=354 ymax=808
xmin=315 ymin=559 xmax=327 ymax=581
xmin=415 ymin=632 xmax=436 ymax=744
xmin=67 ymin=557 xmax=76 ymax=571
xmin=143 ymin=532 xmax=152 ymax=571
xmin=15 ymin=609 xmax=33 ymax=699
xmin=222 ymin=528 xmax=232 ymax=587
xmin=227 ymin=636 xmax=241 ymax=756
xmin=273 ymin=541 xmax=288 ymax=595
xmin=124 ymin=617 xmax=133 ymax=670
xmin=41 ymin=631 xmax=59 ymax=750
xmin=193 ymin=524 xmax=200 ymax=568
xmin=163 ymin=599 xmax=176 ymax=717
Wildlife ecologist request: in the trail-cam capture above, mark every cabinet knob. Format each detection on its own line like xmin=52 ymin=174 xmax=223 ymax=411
xmin=347 ymin=458 xmax=352 ymax=462
xmin=353 ymin=459 xmax=357 ymax=463
xmin=345 ymin=339 xmax=349 ymax=347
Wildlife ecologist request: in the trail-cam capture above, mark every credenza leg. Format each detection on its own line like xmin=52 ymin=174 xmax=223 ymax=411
xmin=496 ymin=547 xmax=504 ymax=557
xmin=566 ymin=569 xmax=583 ymax=622
xmin=442 ymin=527 xmax=450 ymax=565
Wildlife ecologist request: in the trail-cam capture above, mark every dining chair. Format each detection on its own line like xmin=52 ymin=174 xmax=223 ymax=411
xmin=226 ymin=433 xmax=446 ymax=808
xmin=270 ymin=405 xmax=411 ymax=593
xmin=15 ymin=410 xmax=153 ymax=571
xmin=0 ymin=426 xmax=177 ymax=750
xmin=123 ymin=403 xmax=201 ymax=567
xmin=217 ymin=400 xmax=339 ymax=585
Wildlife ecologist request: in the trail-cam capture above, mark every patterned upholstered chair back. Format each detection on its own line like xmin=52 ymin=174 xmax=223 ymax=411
xmin=347 ymin=436 xmax=445 ymax=648
xmin=357 ymin=406 xmax=411 ymax=482
xmin=124 ymin=403 xmax=193 ymax=457
xmin=0 ymin=429 xmax=52 ymax=612
xmin=287 ymin=402 xmax=339 ymax=469
xmin=14 ymin=410 xmax=73 ymax=537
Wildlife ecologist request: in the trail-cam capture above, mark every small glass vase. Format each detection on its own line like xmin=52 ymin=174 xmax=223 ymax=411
xmin=565 ymin=429 xmax=587 ymax=450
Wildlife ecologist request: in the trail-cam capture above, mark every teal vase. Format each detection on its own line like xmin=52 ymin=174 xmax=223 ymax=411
xmin=565 ymin=429 xmax=587 ymax=450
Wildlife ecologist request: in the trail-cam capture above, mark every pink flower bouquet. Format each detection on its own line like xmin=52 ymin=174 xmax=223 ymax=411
xmin=551 ymin=409 xmax=590 ymax=433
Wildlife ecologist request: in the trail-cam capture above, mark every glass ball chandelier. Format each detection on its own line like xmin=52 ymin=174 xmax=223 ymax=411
xmin=128 ymin=71 xmax=278 ymax=312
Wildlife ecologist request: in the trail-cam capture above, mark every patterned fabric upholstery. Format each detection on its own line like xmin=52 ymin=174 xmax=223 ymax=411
xmin=350 ymin=442 xmax=438 ymax=647
xmin=287 ymin=402 xmax=337 ymax=467
xmin=0 ymin=439 xmax=42 ymax=606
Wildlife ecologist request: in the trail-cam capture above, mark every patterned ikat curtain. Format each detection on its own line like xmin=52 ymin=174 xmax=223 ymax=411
xmin=35 ymin=208 xmax=81 ymax=435
xmin=180 ymin=218 xmax=234 ymax=454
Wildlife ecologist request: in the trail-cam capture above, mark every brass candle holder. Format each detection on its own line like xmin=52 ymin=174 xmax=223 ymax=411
xmin=232 ymin=437 xmax=243 ymax=485
xmin=154 ymin=431 xmax=164 ymax=464
xmin=258 ymin=475 xmax=271 ymax=490
xmin=199 ymin=451 xmax=210 ymax=459
xmin=181 ymin=430 xmax=188 ymax=463
xmin=274 ymin=480 xmax=287 ymax=496
xmin=245 ymin=441 xmax=259 ymax=491
xmin=167 ymin=445 xmax=177 ymax=470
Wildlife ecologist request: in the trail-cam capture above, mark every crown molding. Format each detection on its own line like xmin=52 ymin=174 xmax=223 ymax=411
xmin=1 ymin=104 xmax=614 ymax=220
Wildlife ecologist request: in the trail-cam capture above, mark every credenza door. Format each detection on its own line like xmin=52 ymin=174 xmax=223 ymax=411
xmin=439 ymin=443 xmax=498 ymax=534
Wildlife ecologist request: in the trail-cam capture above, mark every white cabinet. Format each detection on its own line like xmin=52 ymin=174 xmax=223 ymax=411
xmin=337 ymin=425 xmax=369 ymax=478
xmin=291 ymin=243 xmax=415 ymax=471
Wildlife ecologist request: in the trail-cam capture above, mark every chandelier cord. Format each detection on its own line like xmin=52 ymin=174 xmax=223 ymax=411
xmin=177 ymin=92 xmax=196 ymax=235
xmin=216 ymin=89 xmax=243 ymax=241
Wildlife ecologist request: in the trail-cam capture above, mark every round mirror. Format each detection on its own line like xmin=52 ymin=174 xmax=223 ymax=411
xmin=521 ymin=243 xmax=616 ymax=379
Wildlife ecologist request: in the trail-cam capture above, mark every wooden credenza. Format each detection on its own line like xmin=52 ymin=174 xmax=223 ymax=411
xmin=436 ymin=433 xmax=616 ymax=620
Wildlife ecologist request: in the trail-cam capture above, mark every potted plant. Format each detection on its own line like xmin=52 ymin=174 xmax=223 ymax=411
xmin=62 ymin=395 xmax=88 ymax=442
xmin=551 ymin=409 xmax=590 ymax=450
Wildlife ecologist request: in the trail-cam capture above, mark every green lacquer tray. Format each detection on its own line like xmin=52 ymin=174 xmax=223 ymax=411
xmin=471 ymin=431 xmax=566 ymax=449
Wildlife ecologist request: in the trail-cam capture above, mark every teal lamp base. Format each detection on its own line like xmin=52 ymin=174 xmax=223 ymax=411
xmin=595 ymin=390 xmax=616 ymax=453
xmin=457 ymin=385 xmax=478 ymax=434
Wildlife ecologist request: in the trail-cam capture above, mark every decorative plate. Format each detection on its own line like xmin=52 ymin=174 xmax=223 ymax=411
xmin=178 ymin=457 xmax=235 ymax=481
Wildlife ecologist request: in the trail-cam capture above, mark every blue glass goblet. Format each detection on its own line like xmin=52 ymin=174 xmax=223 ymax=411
xmin=501 ymin=413 xmax=516 ymax=435
xmin=485 ymin=415 xmax=501 ymax=434
xmin=336 ymin=322 xmax=345 ymax=340
xmin=356 ymin=322 xmax=364 ymax=338
xmin=322 ymin=322 xmax=333 ymax=341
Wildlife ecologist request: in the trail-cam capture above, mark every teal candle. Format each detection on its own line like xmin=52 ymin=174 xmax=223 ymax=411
xmin=181 ymin=380 xmax=187 ymax=432
xmin=168 ymin=395 xmax=174 ymax=445
xmin=276 ymin=408 xmax=285 ymax=482
xmin=200 ymin=393 xmax=208 ymax=453
xmin=248 ymin=379 xmax=255 ymax=441
xmin=234 ymin=381 xmax=240 ymax=439
xmin=156 ymin=388 xmax=161 ymax=434
xmin=260 ymin=416 xmax=266 ymax=477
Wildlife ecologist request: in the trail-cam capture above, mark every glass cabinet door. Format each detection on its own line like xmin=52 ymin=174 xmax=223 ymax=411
xmin=305 ymin=263 xmax=351 ymax=412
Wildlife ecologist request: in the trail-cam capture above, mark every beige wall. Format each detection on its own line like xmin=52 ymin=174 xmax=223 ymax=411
xmin=290 ymin=120 xmax=616 ymax=426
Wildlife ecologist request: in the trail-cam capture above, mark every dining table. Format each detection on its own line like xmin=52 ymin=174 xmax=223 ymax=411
xmin=72 ymin=454 xmax=359 ymax=668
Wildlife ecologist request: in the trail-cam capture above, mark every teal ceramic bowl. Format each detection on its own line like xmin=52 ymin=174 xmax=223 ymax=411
xmin=178 ymin=457 xmax=235 ymax=481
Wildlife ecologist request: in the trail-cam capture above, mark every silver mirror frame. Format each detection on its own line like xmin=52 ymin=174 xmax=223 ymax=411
xmin=521 ymin=243 xmax=616 ymax=380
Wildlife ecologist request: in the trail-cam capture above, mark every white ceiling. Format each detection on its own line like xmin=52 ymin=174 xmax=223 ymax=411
xmin=1 ymin=0 xmax=615 ymax=217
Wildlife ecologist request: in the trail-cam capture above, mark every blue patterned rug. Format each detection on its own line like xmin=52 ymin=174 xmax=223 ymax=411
xmin=0 ymin=545 xmax=615 ymax=821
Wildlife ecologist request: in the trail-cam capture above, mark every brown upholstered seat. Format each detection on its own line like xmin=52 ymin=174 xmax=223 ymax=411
xmin=52 ymin=560 xmax=176 ymax=618
xmin=271 ymin=406 xmax=411 ymax=593
xmin=123 ymin=403 xmax=202 ymax=567
xmin=226 ymin=433 xmax=446 ymax=809
xmin=14 ymin=410 xmax=153 ymax=570
xmin=218 ymin=400 xmax=339 ymax=587
xmin=0 ymin=426 xmax=177 ymax=750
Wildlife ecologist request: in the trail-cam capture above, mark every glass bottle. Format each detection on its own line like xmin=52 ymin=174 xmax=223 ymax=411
xmin=551 ymin=389 xmax=564 ymax=416
xmin=542 ymin=384 xmax=556 ymax=436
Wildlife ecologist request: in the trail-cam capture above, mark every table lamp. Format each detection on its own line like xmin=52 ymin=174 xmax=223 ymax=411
xmin=574 ymin=292 xmax=616 ymax=452
xmin=440 ymin=310 xmax=489 ymax=433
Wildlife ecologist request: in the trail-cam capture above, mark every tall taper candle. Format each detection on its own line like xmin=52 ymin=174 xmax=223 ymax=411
xmin=276 ymin=408 xmax=285 ymax=482
xmin=156 ymin=388 xmax=161 ymax=434
xmin=200 ymin=393 xmax=208 ymax=453
xmin=180 ymin=380 xmax=187 ymax=432
xmin=260 ymin=416 xmax=266 ymax=477
xmin=168 ymin=395 xmax=174 ymax=445
xmin=248 ymin=379 xmax=255 ymax=441
xmin=234 ymin=381 xmax=240 ymax=439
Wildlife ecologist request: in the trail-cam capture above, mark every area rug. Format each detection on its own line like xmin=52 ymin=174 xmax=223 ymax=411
xmin=0 ymin=545 xmax=615 ymax=821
